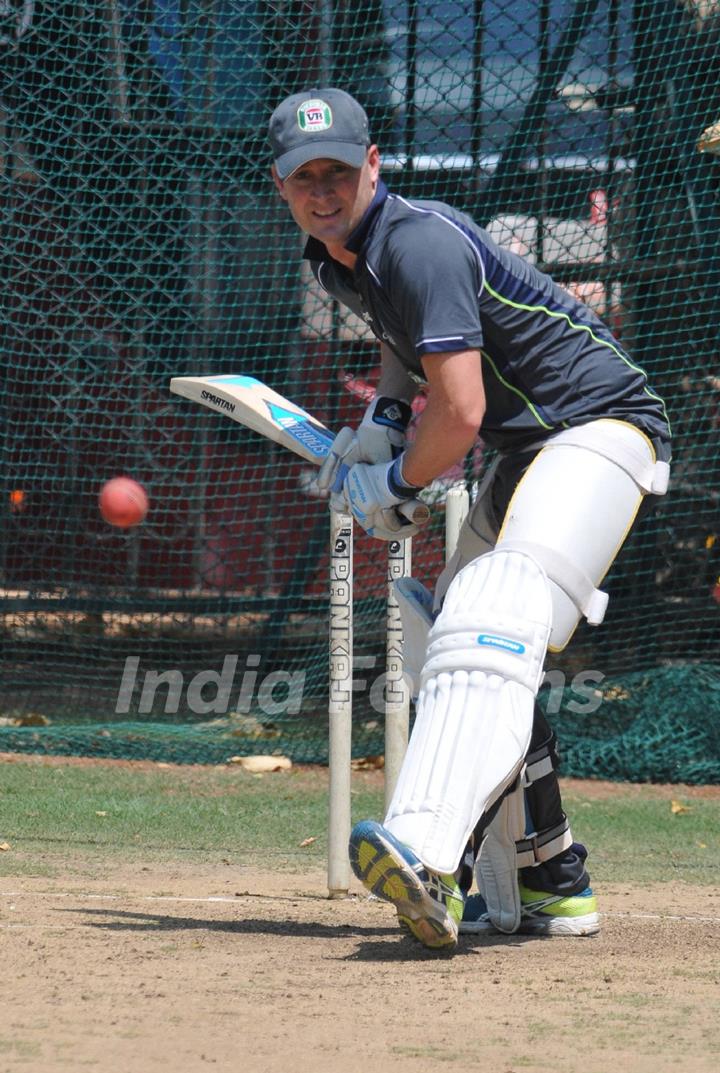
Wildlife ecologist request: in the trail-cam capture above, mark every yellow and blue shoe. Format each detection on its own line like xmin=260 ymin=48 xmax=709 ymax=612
xmin=349 ymin=819 xmax=464 ymax=951
xmin=460 ymin=884 xmax=599 ymax=937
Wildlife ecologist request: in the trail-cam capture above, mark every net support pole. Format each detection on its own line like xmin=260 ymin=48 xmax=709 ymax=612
xmin=327 ymin=508 xmax=353 ymax=897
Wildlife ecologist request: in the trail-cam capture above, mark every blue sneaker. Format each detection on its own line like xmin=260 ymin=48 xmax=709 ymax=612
xmin=460 ymin=885 xmax=600 ymax=937
xmin=349 ymin=819 xmax=464 ymax=951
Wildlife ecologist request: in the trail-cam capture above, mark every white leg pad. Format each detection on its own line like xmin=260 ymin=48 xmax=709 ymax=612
xmin=393 ymin=577 xmax=434 ymax=700
xmin=384 ymin=549 xmax=552 ymax=875
xmin=475 ymin=779 xmax=526 ymax=933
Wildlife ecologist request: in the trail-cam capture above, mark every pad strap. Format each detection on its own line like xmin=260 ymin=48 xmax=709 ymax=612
xmin=499 ymin=538 xmax=609 ymax=625
xmin=523 ymin=750 xmax=554 ymax=783
xmin=515 ymin=819 xmax=573 ymax=869
xmin=517 ymin=723 xmax=574 ymax=867
xmin=546 ymin=423 xmax=670 ymax=495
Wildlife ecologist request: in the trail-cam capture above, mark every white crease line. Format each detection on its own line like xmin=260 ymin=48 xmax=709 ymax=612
xmin=1 ymin=891 xmax=719 ymax=925
xmin=0 ymin=891 xmax=241 ymax=904
xmin=1 ymin=924 xmax=87 ymax=930
xmin=605 ymin=910 xmax=720 ymax=924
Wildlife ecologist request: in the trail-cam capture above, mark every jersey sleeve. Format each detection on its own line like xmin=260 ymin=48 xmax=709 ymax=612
xmin=384 ymin=214 xmax=486 ymax=358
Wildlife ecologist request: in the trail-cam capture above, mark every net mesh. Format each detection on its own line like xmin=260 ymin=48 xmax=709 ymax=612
xmin=1 ymin=1 xmax=719 ymax=782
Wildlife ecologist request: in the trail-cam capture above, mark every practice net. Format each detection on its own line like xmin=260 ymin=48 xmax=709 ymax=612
xmin=1 ymin=1 xmax=719 ymax=782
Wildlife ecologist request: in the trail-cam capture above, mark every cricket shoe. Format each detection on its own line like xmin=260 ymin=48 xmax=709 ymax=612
xmin=460 ymin=884 xmax=600 ymax=937
xmin=349 ymin=819 xmax=465 ymax=951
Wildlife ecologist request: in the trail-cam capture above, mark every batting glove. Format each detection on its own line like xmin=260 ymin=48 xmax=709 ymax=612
xmin=356 ymin=396 xmax=413 ymax=462
xmin=343 ymin=455 xmax=424 ymax=540
xmin=316 ymin=397 xmax=413 ymax=513
xmin=315 ymin=426 xmax=358 ymax=514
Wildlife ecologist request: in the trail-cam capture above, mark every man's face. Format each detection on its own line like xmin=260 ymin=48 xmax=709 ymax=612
xmin=272 ymin=146 xmax=380 ymax=250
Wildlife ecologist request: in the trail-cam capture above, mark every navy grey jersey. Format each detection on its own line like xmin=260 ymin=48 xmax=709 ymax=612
xmin=304 ymin=182 xmax=671 ymax=452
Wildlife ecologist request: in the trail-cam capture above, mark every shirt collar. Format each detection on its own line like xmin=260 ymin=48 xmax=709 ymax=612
xmin=302 ymin=179 xmax=389 ymax=262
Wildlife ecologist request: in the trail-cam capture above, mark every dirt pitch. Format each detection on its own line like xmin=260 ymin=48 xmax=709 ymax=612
xmin=1 ymin=775 xmax=720 ymax=1073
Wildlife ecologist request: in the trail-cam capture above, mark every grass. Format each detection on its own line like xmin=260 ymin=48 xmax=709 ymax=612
xmin=0 ymin=757 xmax=719 ymax=884
xmin=0 ymin=760 xmax=379 ymax=875
xmin=564 ymin=791 xmax=720 ymax=884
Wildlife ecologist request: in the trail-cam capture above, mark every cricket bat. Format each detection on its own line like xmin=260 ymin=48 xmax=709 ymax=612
xmin=169 ymin=374 xmax=430 ymax=526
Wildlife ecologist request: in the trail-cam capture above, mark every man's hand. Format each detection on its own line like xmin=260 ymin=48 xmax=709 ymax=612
xmin=343 ymin=456 xmax=424 ymax=540
xmin=356 ymin=395 xmax=413 ymax=462
xmin=315 ymin=426 xmax=359 ymax=512
xmin=316 ymin=395 xmax=413 ymax=511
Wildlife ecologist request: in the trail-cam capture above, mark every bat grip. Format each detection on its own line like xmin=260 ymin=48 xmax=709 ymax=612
xmin=397 ymin=499 xmax=431 ymax=526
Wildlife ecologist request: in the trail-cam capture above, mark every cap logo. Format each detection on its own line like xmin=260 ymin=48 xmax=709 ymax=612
xmin=297 ymin=99 xmax=332 ymax=133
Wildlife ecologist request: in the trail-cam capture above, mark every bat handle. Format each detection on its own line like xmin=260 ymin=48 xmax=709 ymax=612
xmin=397 ymin=499 xmax=431 ymax=527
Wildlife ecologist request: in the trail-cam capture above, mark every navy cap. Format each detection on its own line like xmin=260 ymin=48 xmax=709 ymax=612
xmin=269 ymin=88 xmax=370 ymax=180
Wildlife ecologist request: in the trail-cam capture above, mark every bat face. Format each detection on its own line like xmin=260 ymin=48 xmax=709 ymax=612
xmin=169 ymin=374 xmax=334 ymax=464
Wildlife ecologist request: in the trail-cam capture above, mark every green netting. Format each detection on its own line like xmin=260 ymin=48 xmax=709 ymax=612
xmin=1 ymin=2 xmax=719 ymax=782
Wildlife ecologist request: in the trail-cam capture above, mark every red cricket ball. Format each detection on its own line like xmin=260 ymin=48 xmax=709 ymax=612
xmin=99 ymin=476 xmax=149 ymax=529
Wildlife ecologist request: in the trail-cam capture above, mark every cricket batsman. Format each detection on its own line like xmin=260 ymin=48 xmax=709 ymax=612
xmin=269 ymin=88 xmax=671 ymax=951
